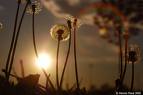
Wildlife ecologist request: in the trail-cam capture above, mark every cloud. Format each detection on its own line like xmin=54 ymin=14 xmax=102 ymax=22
xmin=79 ymin=13 xmax=96 ymax=25
xmin=40 ymin=0 xmax=70 ymax=18
xmin=40 ymin=0 xmax=95 ymax=25
xmin=66 ymin=0 xmax=80 ymax=6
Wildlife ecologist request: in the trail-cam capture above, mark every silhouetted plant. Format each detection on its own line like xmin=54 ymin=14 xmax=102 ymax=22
xmin=128 ymin=44 xmax=140 ymax=91
xmin=121 ymin=30 xmax=129 ymax=89
xmin=27 ymin=1 xmax=56 ymax=92
xmin=59 ymin=20 xmax=72 ymax=89
xmin=50 ymin=24 xmax=70 ymax=90
xmin=27 ymin=0 xmax=42 ymax=58
xmin=62 ymin=16 xmax=81 ymax=93
xmin=28 ymin=0 xmax=42 ymax=58
xmin=5 ymin=0 xmax=22 ymax=80
xmin=73 ymin=18 xmax=80 ymax=91
xmin=5 ymin=0 xmax=31 ymax=80
xmin=64 ymin=16 xmax=81 ymax=92
xmin=7 ymin=0 xmax=31 ymax=81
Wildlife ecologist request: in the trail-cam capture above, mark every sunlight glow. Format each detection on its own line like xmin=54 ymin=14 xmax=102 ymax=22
xmin=36 ymin=53 xmax=52 ymax=69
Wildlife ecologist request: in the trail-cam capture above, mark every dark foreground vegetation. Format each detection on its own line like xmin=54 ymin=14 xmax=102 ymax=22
xmin=0 ymin=74 xmax=141 ymax=95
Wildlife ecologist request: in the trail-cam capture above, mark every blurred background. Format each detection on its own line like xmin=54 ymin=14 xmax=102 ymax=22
xmin=0 ymin=0 xmax=143 ymax=90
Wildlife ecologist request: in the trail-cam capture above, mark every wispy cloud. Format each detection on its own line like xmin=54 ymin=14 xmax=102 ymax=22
xmin=40 ymin=0 xmax=70 ymax=18
xmin=40 ymin=0 xmax=95 ymax=25
xmin=66 ymin=0 xmax=80 ymax=6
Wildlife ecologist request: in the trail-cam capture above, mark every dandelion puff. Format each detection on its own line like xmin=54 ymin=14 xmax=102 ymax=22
xmin=50 ymin=24 xmax=70 ymax=41
xmin=127 ymin=44 xmax=140 ymax=91
xmin=65 ymin=15 xmax=82 ymax=28
xmin=26 ymin=0 xmax=42 ymax=14
xmin=128 ymin=44 xmax=141 ymax=63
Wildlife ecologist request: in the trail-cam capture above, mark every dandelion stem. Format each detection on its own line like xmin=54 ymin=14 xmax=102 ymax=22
xmin=31 ymin=3 xmax=55 ymax=91
xmin=56 ymin=39 xmax=60 ymax=90
xmin=32 ymin=5 xmax=38 ymax=58
xmin=8 ymin=1 xmax=30 ymax=79
xmin=118 ymin=30 xmax=123 ymax=79
xmin=121 ymin=32 xmax=129 ymax=87
xmin=59 ymin=20 xmax=72 ymax=89
xmin=5 ymin=0 xmax=21 ymax=80
xmin=130 ymin=61 xmax=134 ymax=91
xmin=73 ymin=19 xmax=80 ymax=90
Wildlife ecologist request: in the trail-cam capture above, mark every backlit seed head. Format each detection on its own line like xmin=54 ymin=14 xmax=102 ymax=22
xmin=65 ymin=15 xmax=82 ymax=28
xmin=128 ymin=44 xmax=141 ymax=63
xmin=26 ymin=0 xmax=42 ymax=14
xmin=50 ymin=24 xmax=70 ymax=41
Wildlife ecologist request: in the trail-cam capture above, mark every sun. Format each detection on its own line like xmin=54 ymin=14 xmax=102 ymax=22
xmin=36 ymin=53 xmax=52 ymax=69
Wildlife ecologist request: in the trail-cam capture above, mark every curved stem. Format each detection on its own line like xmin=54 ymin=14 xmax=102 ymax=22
xmin=59 ymin=21 xmax=72 ymax=89
xmin=130 ymin=61 xmax=134 ymax=91
xmin=32 ymin=10 xmax=38 ymax=58
xmin=73 ymin=19 xmax=80 ymax=90
xmin=31 ymin=6 xmax=55 ymax=91
xmin=121 ymin=33 xmax=128 ymax=87
xmin=56 ymin=39 xmax=60 ymax=89
xmin=42 ymin=68 xmax=55 ymax=91
xmin=8 ymin=1 xmax=30 ymax=79
xmin=31 ymin=3 xmax=55 ymax=92
xmin=5 ymin=1 xmax=21 ymax=79
xmin=118 ymin=30 xmax=123 ymax=79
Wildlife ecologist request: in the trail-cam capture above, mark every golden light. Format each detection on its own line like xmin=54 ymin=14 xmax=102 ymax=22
xmin=36 ymin=53 xmax=52 ymax=69
xmin=99 ymin=27 xmax=108 ymax=38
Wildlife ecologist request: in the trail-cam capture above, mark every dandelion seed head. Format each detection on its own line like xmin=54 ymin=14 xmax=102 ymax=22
xmin=65 ymin=15 xmax=82 ymax=28
xmin=128 ymin=44 xmax=141 ymax=63
xmin=26 ymin=0 xmax=42 ymax=14
xmin=50 ymin=24 xmax=70 ymax=41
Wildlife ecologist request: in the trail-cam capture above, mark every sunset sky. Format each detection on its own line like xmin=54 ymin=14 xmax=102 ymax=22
xmin=0 ymin=0 xmax=143 ymax=89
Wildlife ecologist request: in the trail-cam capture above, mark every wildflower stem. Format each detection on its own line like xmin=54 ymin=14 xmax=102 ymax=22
xmin=118 ymin=31 xmax=123 ymax=79
xmin=56 ymin=38 xmax=60 ymax=89
xmin=116 ymin=25 xmax=123 ymax=82
xmin=130 ymin=61 xmax=134 ymax=91
xmin=121 ymin=32 xmax=129 ymax=87
xmin=59 ymin=20 xmax=72 ymax=89
xmin=5 ymin=0 xmax=21 ymax=80
xmin=42 ymin=68 xmax=55 ymax=91
xmin=73 ymin=19 xmax=80 ymax=90
xmin=32 ymin=5 xmax=38 ymax=58
xmin=8 ymin=1 xmax=30 ymax=79
xmin=31 ymin=3 xmax=56 ymax=91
